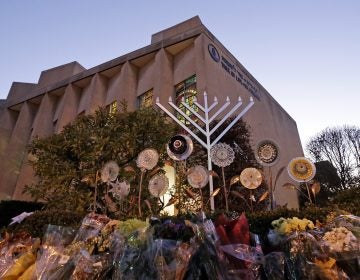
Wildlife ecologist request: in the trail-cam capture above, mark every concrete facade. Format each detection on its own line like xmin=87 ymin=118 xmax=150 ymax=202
xmin=0 ymin=16 xmax=303 ymax=208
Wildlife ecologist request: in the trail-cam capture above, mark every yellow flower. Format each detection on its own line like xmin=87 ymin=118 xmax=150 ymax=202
xmin=272 ymin=217 xmax=314 ymax=234
xmin=315 ymin=257 xmax=336 ymax=269
xmin=287 ymin=157 xmax=316 ymax=182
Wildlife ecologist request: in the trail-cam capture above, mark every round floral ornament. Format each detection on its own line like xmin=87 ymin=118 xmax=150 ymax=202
xmin=187 ymin=165 xmax=209 ymax=189
xmin=101 ymin=161 xmax=119 ymax=183
xmin=136 ymin=148 xmax=159 ymax=170
xmin=255 ymin=139 xmax=280 ymax=167
xmin=240 ymin=167 xmax=262 ymax=189
xmin=167 ymin=134 xmax=193 ymax=161
xmin=287 ymin=157 xmax=316 ymax=182
xmin=148 ymin=174 xmax=169 ymax=197
xmin=109 ymin=179 xmax=130 ymax=200
xmin=210 ymin=143 xmax=235 ymax=167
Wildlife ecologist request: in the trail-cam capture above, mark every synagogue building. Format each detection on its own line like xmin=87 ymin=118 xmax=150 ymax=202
xmin=0 ymin=16 xmax=303 ymax=208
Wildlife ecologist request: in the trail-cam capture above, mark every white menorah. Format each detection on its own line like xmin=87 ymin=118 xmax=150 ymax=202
xmin=156 ymin=91 xmax=254 ymax=210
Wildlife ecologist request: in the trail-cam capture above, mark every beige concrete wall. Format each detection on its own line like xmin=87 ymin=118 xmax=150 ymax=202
xmin=87 ymin=74 xmax=108 ymax=114
xmin=37 ymin=62 xmax=85 ymax=88
xmin=137 ymin=59 xmax=155 ymax=97
xmin=154 ymin=49 xmax=173 ymax=105
xmin=0 ymin=102 xmax=38 ymax=199
xmin=200 ymin=35 xmax=302 ymax=209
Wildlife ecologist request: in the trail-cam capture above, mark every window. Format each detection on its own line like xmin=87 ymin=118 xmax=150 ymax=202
xmin=175 ymin=75 xmax=197 ymax=124
xmin=138 ymin=89 xmax=154 ymax=108
xmin=107 ymin=101 xmax=117 ymax=115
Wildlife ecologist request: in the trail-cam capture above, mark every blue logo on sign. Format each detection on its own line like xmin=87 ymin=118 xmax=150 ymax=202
xmin=208 ymin=44 xmax=220 ymax=62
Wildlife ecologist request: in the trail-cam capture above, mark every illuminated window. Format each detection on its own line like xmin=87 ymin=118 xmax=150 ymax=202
xmin=138 ymin=89 xmax=154 ymax=108
xmin=107 ymin=101 xmax=117 ymax=115
xmin=175 ymin=75 xmax=197 ymax=124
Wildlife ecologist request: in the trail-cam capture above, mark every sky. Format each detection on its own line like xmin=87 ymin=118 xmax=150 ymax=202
xmin=0 ymin=1 xmax=359 ymax=150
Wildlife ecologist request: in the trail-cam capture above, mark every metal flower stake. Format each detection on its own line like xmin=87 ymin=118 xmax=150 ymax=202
xmin=210 ymin=143 xmax=235 ymax=212
xmin=156 ymin=91 xmax=254 ymax=210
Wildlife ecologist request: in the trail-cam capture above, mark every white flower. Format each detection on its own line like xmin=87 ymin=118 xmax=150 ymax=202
xmin=101 ymin=161 xmax=119 ymax=183
xmin=136 ymin=148 xmax=159 ymax=170
xmin=187 ymin=165 xmax=209 ymax=189
xmin=148 ymin=174 xmax=169 ymax=197
xmin=240 ymin=168 xmax=262 ymax=189
xmin=210 ymin=143 xmax=235 ymax=167
xmin=109 ymin=179 xmax=130 ymax=200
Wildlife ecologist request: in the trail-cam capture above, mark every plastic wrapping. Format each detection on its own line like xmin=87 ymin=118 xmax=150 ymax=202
xmin=0 ymin=232 xmax=33 ymax=277
xmin=262 ymin=252 xmax=285 ymax=280
xmin=1 ymin=239 xmax=39 ymax=280
xmin=282 ymin=231 xmax=322 ymax=280
xmin=72 ymin=213 xmax=110 ymax=244
xmin=36 ymin=225 xmax=76 ymax=280
xmin=321 ymin=216 xmax=360 ymax=279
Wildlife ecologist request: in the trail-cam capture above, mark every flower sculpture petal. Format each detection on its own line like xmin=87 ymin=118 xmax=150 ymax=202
xmin=240 ymin=167 xmax=262 ymax=189
xmin=287 ymin=157 xmax=316 ymax=182
xmin=101 ymin=161 xmax=119 ymax=183
xmin=187 ymin=165 xmax=209 ymax=189
xmin=255 ymin=139 xmax=280 ymax=167
xmin=148 ymin=174 xmax=169 ymax=197
xmin=136 ymin=148 xmax=159 ymax=170
xmin=109 ymin=179 xmax=130 ymax=200
xmin=210 ymin=143 xmax=235 ymax=167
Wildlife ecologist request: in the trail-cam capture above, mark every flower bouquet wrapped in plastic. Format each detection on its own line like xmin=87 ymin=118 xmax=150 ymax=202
xmin=181 ymin=217 xmax=228 ymax=280
xmin=0 ymin=231 xmax=33 ymax=277
xmin=215 ymin=213 xmax=265 ymax=278
xmin=35 ymin=225 xmax=76 ymax=280
xmin=282 ymin=231 xmax=322 ymax=279
xmin=321 ymin=222 xmax=359 ymax=279
xmin=0 ymin=237 xmax=40 ymax=280
xmin=110 ymin=218 xmax=149 ymax=279
xmin=72 ymin=213 xmax=110 ymax=245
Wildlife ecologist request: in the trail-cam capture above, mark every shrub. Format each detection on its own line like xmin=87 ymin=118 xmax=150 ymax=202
xmin=5 ymin=209 xmax=84 ymax=237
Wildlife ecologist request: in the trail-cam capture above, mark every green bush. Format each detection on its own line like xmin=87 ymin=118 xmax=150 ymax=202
xmin=0 ymin=200 xmax=44 ymax=228
xmin=5 ymin=209 xmax=84 ymax=237
xmin=331 ymin=186 xmax=360 ymax=216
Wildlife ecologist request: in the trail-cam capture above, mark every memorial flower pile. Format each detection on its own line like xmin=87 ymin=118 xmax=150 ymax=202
xmin=1 ymin=211 xmax=359 ymax=279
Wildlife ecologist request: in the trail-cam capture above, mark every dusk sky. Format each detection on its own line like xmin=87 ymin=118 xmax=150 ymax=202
xmin=1 ymin=1 xmax=359 ymax=150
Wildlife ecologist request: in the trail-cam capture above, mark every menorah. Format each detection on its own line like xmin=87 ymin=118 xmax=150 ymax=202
xmin=156 ymin=91 xmax=254 ymax=210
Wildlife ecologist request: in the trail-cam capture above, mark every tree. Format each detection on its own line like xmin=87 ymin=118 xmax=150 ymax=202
xmin=306 ymin=126 xmax=360 ymax=190
xmin=297 ymin=160 xmax=341 ymax=207
xmin=24 ymin=106 xmax=176 ymax=216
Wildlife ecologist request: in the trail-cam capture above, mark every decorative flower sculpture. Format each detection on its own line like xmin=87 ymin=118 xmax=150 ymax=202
xmin=287 ymin=157 xmax=316 ymax=182
xmin=148 ymin=174 xmax=169 ymax=197
xmin=255 ymin=139 xmax=280 ymax=167
xmin=136 ymin=148 xmax=159 ymax=170
xmin=109 ymin=179 xmax=130 ymax=200
xmin=210 ymin=143 xmax=235 ymax=167
xmin=240 ymin=168 xmax=262 ymax=189
xmin=101 ymin=161 xmax=119 ymax=183
xmin=167 ymin=134 xmax=193 ymax=161
xmin=187 ymin=165 xmax=209 ymax=189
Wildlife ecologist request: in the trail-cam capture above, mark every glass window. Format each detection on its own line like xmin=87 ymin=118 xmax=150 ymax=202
xmin=175 ymin=75 xmax=197 ymax=124
xmin=138 ymin=89 xmax=154 ymax=108
xmin=107 ymin=101 xmax=117 ymax=115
